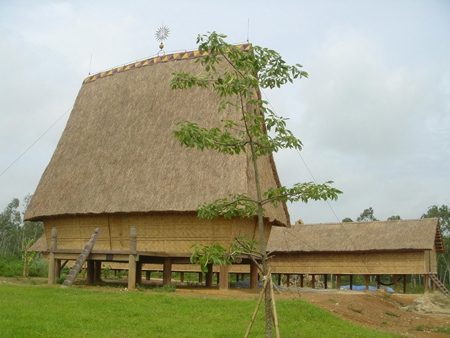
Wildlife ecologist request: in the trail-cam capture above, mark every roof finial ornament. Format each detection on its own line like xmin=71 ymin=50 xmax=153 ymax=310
xmin=155 ymin=24 xmax=170 ymax=55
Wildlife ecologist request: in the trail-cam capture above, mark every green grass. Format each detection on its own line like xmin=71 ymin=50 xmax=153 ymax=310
xmin=0 ymin=283 xmax=399 ymax=338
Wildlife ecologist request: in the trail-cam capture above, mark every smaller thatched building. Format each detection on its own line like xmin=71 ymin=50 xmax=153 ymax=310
xmin=267 ymin=218 xmax=445 ymax=292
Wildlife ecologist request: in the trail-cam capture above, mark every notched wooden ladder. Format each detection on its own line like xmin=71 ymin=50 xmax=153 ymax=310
xmin=428 ymin=273 xmax=450 ymax=298
xmin=61 ymin=228 xmax=101 ymax=288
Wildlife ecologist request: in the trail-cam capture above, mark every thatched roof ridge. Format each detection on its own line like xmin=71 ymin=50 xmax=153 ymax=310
xmin=267 ymin=218 xmax=445 ymax=253
xmin=24 ymin=45 xmax=289 ymax=226
xmin=83 ymin=44 xmax=251 ymax=85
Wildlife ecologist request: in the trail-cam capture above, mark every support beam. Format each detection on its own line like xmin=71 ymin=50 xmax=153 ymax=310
xmin=163 ymin=257 xmax=172 ymax=286
xmin=337 ymin=275 xmax=341 ymax=290
xmin=94 ymin=261 xmax=102 ymax=283
xmin=219 ymin=265 xmax=229 ymax=290
xmin=48 ymin=228 xmax=58 ymax=285
xmin=250 ymin=261 xmax=259 ymax=289
xmin=324 ymin=274 xmax=328 ymax=289
xmin=349 ymin=275 xmax=353 ymax=290
xmin=365 ymin=275 xmax=370 ymax=291
xmin=311 ymin=274 xmax=315 ymax=289
xmin=136 ymin=262 xmax=142 ymax=285
xmin=128 ymin=227 xmax=137 ymax=290
xmin=87 ymin=260 xmax=95 ymax=285
xmin=205 ymin=264 xmax=214 ymax=287
xmin=394 ymin=275 xmax=399 ymax=293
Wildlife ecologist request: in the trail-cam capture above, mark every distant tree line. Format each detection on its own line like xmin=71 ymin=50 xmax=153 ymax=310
xmin=0 ymin=195 xmax=44 ymax=258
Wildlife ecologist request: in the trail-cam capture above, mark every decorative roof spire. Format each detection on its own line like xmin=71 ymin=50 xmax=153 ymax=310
xmin=155 ymin=24 xmax=170 ymax=54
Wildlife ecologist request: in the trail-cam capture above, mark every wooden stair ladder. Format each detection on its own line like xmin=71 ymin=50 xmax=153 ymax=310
xmin=61 ymin=228 xmax=101 ymax=288
xmin=428 ymin=273 xmax=450 ymax=298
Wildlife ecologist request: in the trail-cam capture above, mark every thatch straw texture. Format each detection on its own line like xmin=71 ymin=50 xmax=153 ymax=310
xmin=27 ymin=234 xmax=47 ymax=253
xmin=267 ymin=218 xmax=445 ymax=253
xmin=25 ymin=47 xmax=289 ymax=226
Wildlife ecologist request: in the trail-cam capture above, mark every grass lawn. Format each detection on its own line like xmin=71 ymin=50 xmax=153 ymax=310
xmin=0 ymin=282 xmax=399 ymax=337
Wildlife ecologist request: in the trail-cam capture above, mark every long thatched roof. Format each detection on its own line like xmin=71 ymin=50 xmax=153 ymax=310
xmin=24 ymin=45 xmax=290 ymax=225
xmin=267 ymin=218 xmax=445 ymax=253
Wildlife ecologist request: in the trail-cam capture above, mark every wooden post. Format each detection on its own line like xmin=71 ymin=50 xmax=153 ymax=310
xmin=55 ymin=259 xmax=61 ymax=279
xmin=286 ymin=274 xmax=290 ymax=287
xmin=163 ymin=257 xmax=172 ymax=286
xmin=311 ymin=274 xmax=316 ymax=289
xmin=349 ymin=275 xmax=353 ymax=290
xmin=94 ymin=261 xmax=102 ymax=282
xmin=300 ymin=274 xmax=304 ymax=287
xmin=337 ymin=275 xmax=341 ymax=290
xmin=394 ymin=275 xmax=399 ymax=293
xmin=87 ymin=260 xmax=95 ymax=285
xmin=423 ymin=274 xmax=428 ymax=292
xmin=198 ymin=272 xmax=203 ymax=284
xmin=136 ymin=262 xmax=142 ymax=285
xmin=128 ymin=226 xmax=137 ymax=290
xmin=146 ymin=271 xmax=151 ymax=280
xmin=205 ymin=264 xmax=214 ymax=287
xmin=250 ymin=261 xmax=259 ymax=289
xmin=180 ymin=272 xmax=185 ymax=283
xmin=365 ymin=275 xmax=370 ymax=291
xmin=219 ymin=265 xmax=229 ymax=290
xmin=324 ymin=274 xmax=328 ymax=289
xmin=48 ymin=228 xmax=58 ymax=285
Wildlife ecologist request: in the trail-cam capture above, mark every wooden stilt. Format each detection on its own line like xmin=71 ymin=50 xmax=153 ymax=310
xmin=205 ymin=264 xmax=214 ymax=287
xmin=48 ymin=228 xmax=58 ymax=285
xmin=394 ymin=275 xmax=399 ymax=293
xmin=163 ymin=257 xmax=172 ymax=286
xmin=128 ymin=227 xmax=137 ymax=290
xmin=250 ymin=261 xmax=259 ymax=289
xmin=337 ymin=275 xmax=341 ymax=290
xmin=219 ymin=264 xmax=229 ymax=290
xmin=136 ymin=262 xmax=142 ymax=285
xmin=94 ymin=261 xmax=102 ymax=282
xmin=87 ymin=260 xmax=95 ymax=285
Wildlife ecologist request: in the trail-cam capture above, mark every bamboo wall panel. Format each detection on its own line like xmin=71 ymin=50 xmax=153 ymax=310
xmin=269 ymin=251 xmax=429 ymax=275
xmin=43 ymin=214 xmax=269 ymax=255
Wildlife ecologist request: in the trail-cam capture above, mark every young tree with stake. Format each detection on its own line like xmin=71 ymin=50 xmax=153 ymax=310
xmin=170 ymin=32 xmax=342 ymax=337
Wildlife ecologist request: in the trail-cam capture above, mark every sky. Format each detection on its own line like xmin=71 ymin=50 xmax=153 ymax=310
xmin=0 ymin=0 xmax=449 ymax=224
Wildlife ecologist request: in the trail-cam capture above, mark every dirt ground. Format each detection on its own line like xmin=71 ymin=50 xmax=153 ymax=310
xmin=173 ymin=285 xmax=450 ymax=337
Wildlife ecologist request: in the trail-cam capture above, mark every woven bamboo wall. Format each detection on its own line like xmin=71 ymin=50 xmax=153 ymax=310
xmin=44 ymin=213 xmax=271 ymax=255
xmin=269 ymin=251 xmax=435 ymax=275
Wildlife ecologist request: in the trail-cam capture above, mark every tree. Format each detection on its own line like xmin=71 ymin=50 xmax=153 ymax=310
xmin=422 ymin=205 xmax=450 ymax=283
xmin=0 ymin=195 xmax=44 ymax=258
xmin=387 ymin=215 xmax=401 ymax=221
xmin=356 ymin=207 xmax=378 ymax=222
xmin=0 ymin=198 xmax=21 ymax=256
xmin=422 ymin=205 xmax=450 ymax=235
xmin=342 ymin=217 xmax=353 ymax=222
xmin=170 ymin=32 xmax=342 ymax=337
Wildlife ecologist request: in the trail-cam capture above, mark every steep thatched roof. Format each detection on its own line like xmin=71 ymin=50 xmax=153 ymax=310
xmin=25 ymin=45 xmax=289 ymax=225
xmin=267 ymin=218 xmax=445 ymax=253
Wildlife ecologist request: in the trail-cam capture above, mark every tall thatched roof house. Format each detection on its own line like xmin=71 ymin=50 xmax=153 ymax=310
xmin=267 ymin=218 xmax=445 ymax=291
xmin=24 ymin=45 xmax=290 ymax=289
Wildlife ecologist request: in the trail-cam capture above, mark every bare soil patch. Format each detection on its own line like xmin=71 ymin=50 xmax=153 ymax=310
xmin=173 ymin=286 xmax=450 ymax=337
